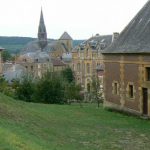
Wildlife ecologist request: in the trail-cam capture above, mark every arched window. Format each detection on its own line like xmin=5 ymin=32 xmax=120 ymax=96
xmin=87 ymin=63 xmax=90 ymax=74
xmin=87 ymin=83 xmax=91 ymax=92
xmin=77 ymin=63 xmax=80 ymax=72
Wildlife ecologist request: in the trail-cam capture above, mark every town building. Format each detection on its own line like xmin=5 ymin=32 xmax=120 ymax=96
xmin=0 ymin=47 xmax=5 ymax=75
xmin=102 ymin=0 xmax=150 ymax=116
xmin=72 ymin=34 xmax=112 ymax=91
xmin=15 ymin=8 xmax=71 ymax=79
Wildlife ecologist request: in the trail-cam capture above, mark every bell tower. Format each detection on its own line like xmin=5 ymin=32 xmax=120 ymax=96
xmin=38 ymin=8 xmax=47 ymax=50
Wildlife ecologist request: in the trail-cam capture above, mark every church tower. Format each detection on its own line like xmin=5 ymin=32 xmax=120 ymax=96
xmin=38 ymin=8 xmax=47 ymax=50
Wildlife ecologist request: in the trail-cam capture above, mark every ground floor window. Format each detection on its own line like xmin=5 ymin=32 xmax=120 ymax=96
xmin=112 ymin=81 xmax=119 ymax=95
xmin=129 ymin=85 xmax=134 ymax=98
xmin=127 ymin=82 xmax=135 ymax=100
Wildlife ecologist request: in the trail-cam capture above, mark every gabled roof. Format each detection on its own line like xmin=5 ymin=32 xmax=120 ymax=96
xmin=103 ymin=0 xmax=150 ymax=54
xmin=59 ymin=32 xmax=73 ymax=40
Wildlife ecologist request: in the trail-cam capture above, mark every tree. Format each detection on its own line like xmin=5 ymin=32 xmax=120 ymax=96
xmin=91 ymin=76 xmax=103 ymax=107
xmin=14 ymin=75 xmax=35 ymax=102
xmin=1 ymin=50 xmax=12 ymax=62
xmin=61 ymin=67 xmax=75 ymax=83
xmin=34 ymin=72 xmax=66 ymax=104
xmin=64 ymin=82 xmax=83 ymax=107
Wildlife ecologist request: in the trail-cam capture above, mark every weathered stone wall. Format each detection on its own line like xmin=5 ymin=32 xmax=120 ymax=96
xmin=103 ymin=54 xmax=147 ymax=115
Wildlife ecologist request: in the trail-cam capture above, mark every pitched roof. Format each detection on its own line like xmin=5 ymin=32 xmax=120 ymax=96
xmin=51 ymin=58 xmax=66 ymax=66
xmin=72 ymin=34 xmax=112 ymax=52
xmin=59 ymin=32 xmax=73 ymax=40
xmin=103 ymin=0 xmax=150 ymax=54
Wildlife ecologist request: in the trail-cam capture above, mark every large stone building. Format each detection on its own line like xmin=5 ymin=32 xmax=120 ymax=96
xmin=72 ymin=34 xmax=112 ymax=91
xmin=102 ymin=0 xmax=150 ymax=117
xmin=15 ymin=9 xmax=70 ymax=78
xmin=22 ymin=9 xmax=73 ymax=59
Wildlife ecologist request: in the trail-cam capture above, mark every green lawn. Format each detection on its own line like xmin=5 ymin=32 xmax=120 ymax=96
xmin=0 ymin=93 xmax=150 ymax=150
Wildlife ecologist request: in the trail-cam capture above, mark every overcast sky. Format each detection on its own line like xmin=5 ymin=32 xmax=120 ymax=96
xmin=0 ymin=0 xmax=148 ymax=39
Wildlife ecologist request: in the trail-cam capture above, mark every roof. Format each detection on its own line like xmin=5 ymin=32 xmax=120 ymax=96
xmin=72 ymin=34 xmax=112 ymax=52
xmin=103 ymin=0 xmax=150 ymax=54
xmin=20 ymin=51 xmax=51 ymax=63
xmin=59 ymin=32 xmax=73 ymax=40
xmin=51 ymin=58 xmax=66 ymax=66
xmin=21 ymin=40 xmax=67 ymax=53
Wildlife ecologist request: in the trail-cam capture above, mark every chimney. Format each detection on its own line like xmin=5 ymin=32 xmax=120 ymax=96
xmin=112 ymin=32 xmax=119 ymax=43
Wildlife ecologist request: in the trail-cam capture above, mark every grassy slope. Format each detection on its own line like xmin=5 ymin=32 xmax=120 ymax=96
xmin=0 ymin=94 xmax=150 ymax=150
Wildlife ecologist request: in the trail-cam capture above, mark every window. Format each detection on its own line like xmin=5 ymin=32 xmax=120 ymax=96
xmin=77 ymin=63 xmax=80 ymax=72
xmin=146 ymin=67 xmax=150 ymax=81
xmin=114 ymin=83 xmax=118 ymax=95
xmin=87 ymin=83 xmax=91 ymax=92
xmin=87 ymin=63 xmax=90 ymax=74
xmin=129 ymin=85 xmax=134 ymax=98
xmin=31 ymin=66 xmax=33 ymax=71
xmin=112 ymin=81 xmax=119 ymax=95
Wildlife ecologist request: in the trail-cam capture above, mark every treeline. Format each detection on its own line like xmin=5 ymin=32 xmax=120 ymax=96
xmin=0 ymin=36 xmax=84 ymax=54
xmin=0 ymin=68 xmax=83 ymax=104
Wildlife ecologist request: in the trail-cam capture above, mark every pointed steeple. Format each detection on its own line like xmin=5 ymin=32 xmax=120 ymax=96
xmin=38 ymin=8 xmax=47 ymax=50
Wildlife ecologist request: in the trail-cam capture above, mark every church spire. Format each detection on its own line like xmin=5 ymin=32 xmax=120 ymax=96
xmin=38 ymin=8 xmax=47 ymax=50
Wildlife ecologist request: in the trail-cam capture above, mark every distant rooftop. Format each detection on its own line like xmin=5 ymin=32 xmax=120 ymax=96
xmin=59 ymin=32 xmax=73 ymax=40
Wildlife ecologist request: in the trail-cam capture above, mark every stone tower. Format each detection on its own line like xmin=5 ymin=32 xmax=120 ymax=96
xmin=38 ymin=8 xmax=47 ymax=50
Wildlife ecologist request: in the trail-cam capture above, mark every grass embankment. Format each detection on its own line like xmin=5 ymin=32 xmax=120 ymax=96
xmin=0 ymin=93 xmax=150 ymax=150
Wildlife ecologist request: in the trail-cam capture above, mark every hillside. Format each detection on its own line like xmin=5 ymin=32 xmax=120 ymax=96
xmin=0 ymin=93 xmax=150 ymax=150
xmin=0 ymin=36 xmax=84 ymax=54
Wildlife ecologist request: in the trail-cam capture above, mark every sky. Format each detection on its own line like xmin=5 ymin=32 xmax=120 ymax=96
xmin=0 ymin=0 xmax=148 ymax=39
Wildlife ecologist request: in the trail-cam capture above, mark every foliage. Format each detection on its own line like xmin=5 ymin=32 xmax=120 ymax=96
xmin=61 ymin=67 xmax=75 ymax=83
xmin=14 ymin=75 xmax=35 ymax=102
xmin=0 ymin=36 xmax=84 ymax=54
xmin=34 ymin=72 xmax=66 ymax=104
xmin=64 ymin=82 xmax=83 ymax=104
xmin=91 ymin=76 xmax=103 ymax=107
xmin=1 ymin=50 xmax=12 ymax=62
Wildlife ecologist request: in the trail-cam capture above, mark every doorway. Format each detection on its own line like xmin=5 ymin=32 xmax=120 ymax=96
xmin=142 ymin=88 xmax=148 ymax=115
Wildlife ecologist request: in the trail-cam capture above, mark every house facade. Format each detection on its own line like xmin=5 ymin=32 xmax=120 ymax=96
xmin=102 ymin=0 xmax=150 ymax=116
xmin=72 ymin=34 xmax=112 ymax=91
xmin=0 ymin=47 xmax=4 ymax=75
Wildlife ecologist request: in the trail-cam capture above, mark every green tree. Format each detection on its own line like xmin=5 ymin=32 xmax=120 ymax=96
xmin=34 ymin=72 xmax=65 ymax=104
xmin=61 ymin=67 xmax=75 ymax=83
xmin=1 ymin=50 xmax=12 ymax=62
xmin=91 ymin=77 xmax=103 ymax=107
xmin=15 ymin=75 xmax=35 ymax=102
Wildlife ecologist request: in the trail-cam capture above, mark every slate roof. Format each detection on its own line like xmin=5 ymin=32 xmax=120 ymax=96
xmin=59 ymin=32 xmax=73 ymax=40
xmin=72 ymin=34 xmax=112 ymax=52
xmin=20 ymin=51 xmax=51 ymax=63
xmin=51 ymin=58 xmax=66 ymax=66
xmin=103 ymin=0 xmax=150 ymax=54
xmin=21 ymin=40 xmax=67 ymax=54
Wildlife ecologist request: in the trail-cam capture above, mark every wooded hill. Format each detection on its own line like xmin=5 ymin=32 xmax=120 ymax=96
xmin=0 ymin=36 xmax=84 ymax=54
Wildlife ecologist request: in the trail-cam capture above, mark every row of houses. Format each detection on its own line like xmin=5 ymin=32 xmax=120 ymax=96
xmin=0 ymin=0 xmax=150 ymax=117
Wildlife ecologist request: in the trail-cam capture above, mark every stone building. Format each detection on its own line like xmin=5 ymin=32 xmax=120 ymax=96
xmin=16 ymin=8 xmax=71 ymax=78
xmin=0 ymin=47 xmax=5 ymax=75
xmin=102 ymin=0 xmax=150 ymax=117
xmin=22 ymin=9 xmax=73 ymax=60
xmin=72 ymin=34 xmax=112 ymax=91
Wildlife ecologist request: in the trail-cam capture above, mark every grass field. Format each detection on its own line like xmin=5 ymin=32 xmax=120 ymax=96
xmin=0 ymin=93 xmax=150 ymax=150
